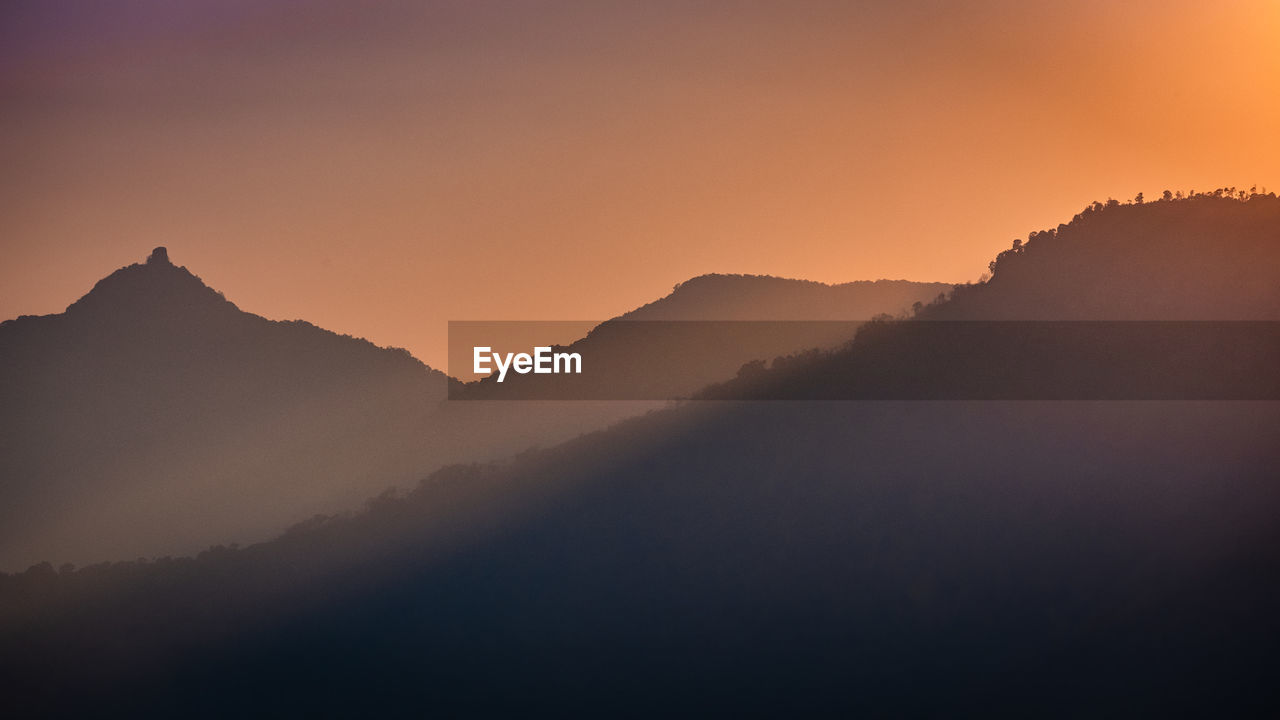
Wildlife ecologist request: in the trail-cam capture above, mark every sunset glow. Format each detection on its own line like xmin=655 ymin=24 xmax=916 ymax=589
xmin=3 ymin=0 xmax=1278 ymax=367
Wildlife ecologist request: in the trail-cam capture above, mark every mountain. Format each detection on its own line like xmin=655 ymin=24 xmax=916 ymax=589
xmin=920 ymin=193 xmax=1280 ymax=320
xmin=619 ymin=274 xmax=952 ymax=320
xmin=3 ymin=194 xmax=1279 ymax=715
xmin=458 ymin=275 xmax=951 ymax=399
xmin=0 ymin=248 xmax=639 ymax=569
xmin=696 ymin=193 xmax=1280 ymax=400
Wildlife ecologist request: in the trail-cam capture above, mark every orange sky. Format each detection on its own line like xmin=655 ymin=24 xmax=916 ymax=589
xmin=3 ymin=0 xmax=1278 ymax=368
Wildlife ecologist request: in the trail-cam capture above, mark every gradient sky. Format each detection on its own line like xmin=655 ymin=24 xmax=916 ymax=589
xmin=3 ymin=0 xmax=1278 ymax=368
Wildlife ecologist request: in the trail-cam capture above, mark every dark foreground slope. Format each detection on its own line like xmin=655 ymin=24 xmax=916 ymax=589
xmin=4 ymin=401 xmax=1278 ymax=717
xmin=3 ymin=195 xmax=1279 ymax=716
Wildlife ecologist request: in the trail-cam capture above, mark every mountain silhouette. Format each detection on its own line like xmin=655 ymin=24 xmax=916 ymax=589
xmin=620 ymin=274 xmax=951 ymax=320
xmin=921 ymin=193 xmax=1280 ymax=320
xmin=458 ymin=275 xmax=951 ymax=399
xmin=3 ymin=194 xmax=1279 ymax=715
xmin=0 ymin=254 xmax=945 ymax=567
xmin=0 ymin=249 xmax=639 ymax=569
xmin=697 ymin=194 xmax=1280 ymax=400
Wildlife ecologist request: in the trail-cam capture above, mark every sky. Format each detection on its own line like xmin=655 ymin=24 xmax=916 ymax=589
xmin=3 ymin=0 xmax=1278 ymax=368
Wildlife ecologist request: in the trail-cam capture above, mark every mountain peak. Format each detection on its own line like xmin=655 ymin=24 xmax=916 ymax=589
xmin=147 ymin=246 xmax=171 ymax=265
xmin=64 ymin=248 xmax=237 ymax=319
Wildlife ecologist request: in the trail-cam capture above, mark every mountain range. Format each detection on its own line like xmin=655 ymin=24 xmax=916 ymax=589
xmin=0 ymin=249 xmax=944 ymax=568
xmin=3 ymin=193 xmax=1278 ymax=714
xmin=457 ymin=275 xmax=952 ymax=399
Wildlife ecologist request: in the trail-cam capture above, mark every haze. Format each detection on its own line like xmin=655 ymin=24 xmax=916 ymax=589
xmin=3 ymin=0 xmax=1278 ymax=368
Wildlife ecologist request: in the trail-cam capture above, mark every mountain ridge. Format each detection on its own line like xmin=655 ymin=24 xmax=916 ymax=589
xmin=621 ymin=273 xmax=952 ymax=321
xmin=458 ymin=274 xmax=952 ymax=399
